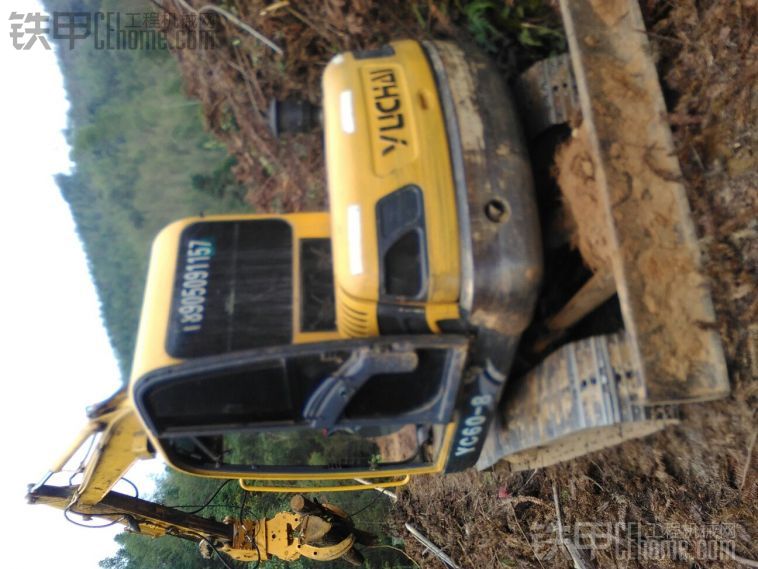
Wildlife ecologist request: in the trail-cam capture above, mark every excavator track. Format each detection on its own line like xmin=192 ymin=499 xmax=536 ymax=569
xmin=478 ymin=333 xmax=678 ymax=471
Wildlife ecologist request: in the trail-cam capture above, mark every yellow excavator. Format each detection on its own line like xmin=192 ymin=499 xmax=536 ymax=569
xmin=28 ymin=0 xmax=729 ymax=566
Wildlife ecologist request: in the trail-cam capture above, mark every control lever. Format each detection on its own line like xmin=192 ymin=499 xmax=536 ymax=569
xmin=302 ymin=346 xmax=418 ymax=430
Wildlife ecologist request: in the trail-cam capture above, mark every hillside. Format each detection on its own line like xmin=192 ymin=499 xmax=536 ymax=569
xmin=44 ymin=0 xmax=250 ymax=378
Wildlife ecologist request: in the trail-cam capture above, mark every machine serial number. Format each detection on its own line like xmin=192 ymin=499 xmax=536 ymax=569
xmin=177 ymin=239 xmax=214 ymax=333
xmin=453 ymin=394 xmax=493 ymax=457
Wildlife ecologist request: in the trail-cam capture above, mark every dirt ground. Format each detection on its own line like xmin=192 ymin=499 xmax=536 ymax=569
xmin=160 ymin=1 xmax=756 ymax=567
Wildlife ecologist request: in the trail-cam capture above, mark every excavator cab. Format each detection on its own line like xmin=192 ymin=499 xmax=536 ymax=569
xmin=129 ymin=22 xmax=729 ymax=486
xmin=129 ymin=212 xmax=508 ymax=484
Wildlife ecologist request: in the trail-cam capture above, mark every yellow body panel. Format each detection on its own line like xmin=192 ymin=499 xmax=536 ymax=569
xmin=238 ymin=475 xmax=410 ymax=494
xmin=323 ymin=40 xmax=461 ymax=336
xmin=334 ymin=287 xmax=379 ymax=337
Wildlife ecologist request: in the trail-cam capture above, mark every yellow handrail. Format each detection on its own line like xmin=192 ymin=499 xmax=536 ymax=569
xmin=239 ymin=475 xmax=410 ymax=493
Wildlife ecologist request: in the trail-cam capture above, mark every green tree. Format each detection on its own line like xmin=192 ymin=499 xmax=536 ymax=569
xmin=42 ymin=0 xmax=250 ymax=379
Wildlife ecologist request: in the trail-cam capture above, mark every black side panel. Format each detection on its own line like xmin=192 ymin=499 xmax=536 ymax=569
xmin=376 ymin=185 xmax=428 ymax=301
xmin=166 ymin=220 xmax=293 ymax=359
xmin=300 ymin=239 xmax=336 ymax=332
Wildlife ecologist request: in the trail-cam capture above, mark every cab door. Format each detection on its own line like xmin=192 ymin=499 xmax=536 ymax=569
xmin=132 ymin=336 xmax=467 ymax=479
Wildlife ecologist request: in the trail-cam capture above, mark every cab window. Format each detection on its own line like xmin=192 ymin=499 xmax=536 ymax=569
xmin=134 ymin=337 xmax=467 ymax=474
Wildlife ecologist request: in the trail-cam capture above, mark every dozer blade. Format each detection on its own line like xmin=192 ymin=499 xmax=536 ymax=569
xmin=556 ymin=0 xmax=728 ymax=404
xmin=477 ymin=333 xmax=678 ymax=471
xmin=478 ymin=0 xmax=728 ymax=470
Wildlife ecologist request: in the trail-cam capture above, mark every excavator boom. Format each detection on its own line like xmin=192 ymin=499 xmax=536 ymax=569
xmin=26 ymin=387 xmax=367 ymax=565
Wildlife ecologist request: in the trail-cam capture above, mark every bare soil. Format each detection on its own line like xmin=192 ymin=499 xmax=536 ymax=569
xmin=554 ymin=125 xmax=612 ymax=273
xmin=161 ymin=1 xmax=756 ymax=567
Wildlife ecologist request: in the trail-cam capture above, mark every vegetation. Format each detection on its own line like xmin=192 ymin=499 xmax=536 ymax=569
xmin=459 ymin=0 xmax=565 ymax=55
xmin=43 ymin=0 xmax=250 ymax=379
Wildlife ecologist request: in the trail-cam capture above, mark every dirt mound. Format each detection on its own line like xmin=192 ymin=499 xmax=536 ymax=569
xmin=553 ymin=124 xmax=612 ymax=273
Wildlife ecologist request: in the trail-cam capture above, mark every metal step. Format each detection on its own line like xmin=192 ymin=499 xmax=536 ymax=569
xmin=477 ymin=333 xmax=679 ymax=471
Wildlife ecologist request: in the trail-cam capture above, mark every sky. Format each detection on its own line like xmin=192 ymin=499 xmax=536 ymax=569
xmin=0 ymin=1 xmax=162 ymax=566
